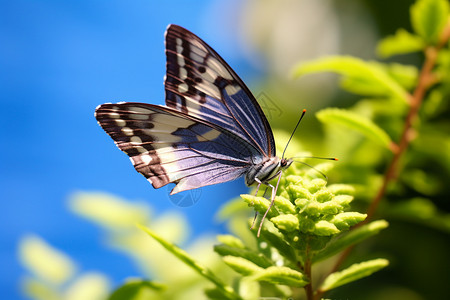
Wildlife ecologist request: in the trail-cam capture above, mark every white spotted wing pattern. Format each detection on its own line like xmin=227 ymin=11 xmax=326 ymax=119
xmin=95 ymin=25 xmax=293 ymax=235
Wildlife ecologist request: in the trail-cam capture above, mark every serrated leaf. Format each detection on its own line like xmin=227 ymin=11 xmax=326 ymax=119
xmin=314 ymin=220 xmax=340 ymax=236
xmin=329 ymin=212 xmax=367 ymax=230
xmin=316 ymin=108 xmax=393 ymax=150
xmin=108 ymin=279 xmax=165 ymax=300
xmin=222 ymin=256 xmax=263 ymax=276
xmin=214 ymin=244 xmax=273 ymax=268
xmin=327 ymin=184 xmax=355 ymax=196
xmin=137 ymin=224 xmax=241 ymax=300
xmin=411 ymin=0 xmax=449 ymax=44
xmin=273 ymin=196 xmax=296 ymax=214
xmin=251 ymin=266 xmax=308 ymax=287
xmin=293 ymin=56 xmax=409 ymax=102
xmin=302 ymin=200 xmax=340 ymax=217
xmin=313 ymin=220 xmax=389 ymax=263
xmin=319 ymin=259 xmax=389 ymax=292
xmin=241 ymin=195 xmax=279 ymax=218
xmin=333 ymin=195 xmax=354 ymax=207
xmin=270 ymin=214 xmax=299 ymax=232
xmin=377 ymin=29 xmax=426 ymax=58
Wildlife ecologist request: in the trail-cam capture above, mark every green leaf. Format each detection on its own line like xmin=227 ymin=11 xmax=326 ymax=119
xmin=377 ymin=29 xmax=426 ymax=58
xmin=300 ymin=200 xmax=340 ymax=217
xmin=69 ymin=192 xmax=150 ymax=230
xmin=293 ymin=56 xmax=409 ymax=102
xmin=387 ymin=198 xmax=450 ymax=233
xmin=316 ymin=108 xmax=393 ymax=150
xmin=204 ymin=287 xmax=239 ymax=300
xmin=216 ymin=197 xmax=249 ymax=221
xmin=327 ymin=184 xmax=355 ymax=196
xmin=411 ymin=0 xmax=449 ymax=44
xmin=319 ymin=259 xmax=389 ymax=292
xmin=333 ymin=195 xmax=354 ymax=207
xmin=66 ymin=273 xmax=110 ymax=300
xmin=339 ymin=76 xmax=389 ymax=97
xmin=258 ymin=227 xmax=298 ymax=263
xmin=313 ymin=220 xmax=340 ymax=236
xmin=237 ymin=278 xmax=260 ymax=300
xmin=250 ymin=266 xmax=308 ymax=287
xmin=270 ymin=214 xmax=299 ymax=232
xmin=137 ymin=224 xmax=241 ymax=300
xmin=384 ymin=63 xmax=419 ymax=90
xmin=241 ymin=195 xmax=279 ymax=218
xmin=422 ymin=89 xmax=446 ymax=119
xmin=273 ymin=196 xmax=296 ymax=214
xmin=329 ymin=212 xmax=367 ymax=230
xmin=222 ymin=256 xmax=263 ymax=276
xmin=108 ymin=279 xmax=166 ymax=300
xmin=19 ymin=235 xmax=76 ymax=285
xmin=21 ymin=277 xmax=61 ymax=300
xmin=313 ymin=220 xmax=389 ymax=263
xmin=214 ymin=244 xmax=273 ymax=268
xmin=217 ymin=235 xmax=245 ymax=249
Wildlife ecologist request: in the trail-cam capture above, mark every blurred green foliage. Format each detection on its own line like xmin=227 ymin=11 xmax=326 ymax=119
xmin=18 ymin=235 xmax=110 ymax=300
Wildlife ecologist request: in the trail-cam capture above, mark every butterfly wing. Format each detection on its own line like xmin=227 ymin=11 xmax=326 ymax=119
xmin=164 ymin=24 xmax=276 ymax=158
xmin=95 ymin=102 xmax=261 ymax=193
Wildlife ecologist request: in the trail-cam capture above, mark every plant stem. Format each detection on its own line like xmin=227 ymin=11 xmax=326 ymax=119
xmin=304 ymin=244 xmax=314 ymax=300
xmin=365 ymin=22 xmax=450 ymax=221
xmin=365 ymin=46 xmax=437 ymax=220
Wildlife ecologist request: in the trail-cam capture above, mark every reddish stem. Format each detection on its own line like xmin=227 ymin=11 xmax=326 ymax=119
xmin=303 ymin=243 xmax=314 ymax=300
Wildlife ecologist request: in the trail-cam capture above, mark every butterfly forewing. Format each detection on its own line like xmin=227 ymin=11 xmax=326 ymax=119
xmin=164 ymin=24 xmax=276 ymax=157
xmin=95 ymin=102 xmax=261 ymax=193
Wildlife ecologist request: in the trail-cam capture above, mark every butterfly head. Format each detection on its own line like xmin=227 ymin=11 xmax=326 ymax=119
xmin=280 ymin=157 xmax=293 ymax=170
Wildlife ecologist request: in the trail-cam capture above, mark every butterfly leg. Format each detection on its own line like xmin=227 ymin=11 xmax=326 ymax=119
xmin=257 ymin=171 xmax=283 ymax=237
xmin=250 ymin=179 xmax=263 ymax=229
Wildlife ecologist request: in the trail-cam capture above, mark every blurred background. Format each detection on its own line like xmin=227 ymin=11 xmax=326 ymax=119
xmin=2 ymin=0 xmax=449 ymax=299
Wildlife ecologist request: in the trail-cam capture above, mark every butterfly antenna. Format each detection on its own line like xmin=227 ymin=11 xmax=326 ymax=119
xmin=292 ymin=160 xmax=329 ymax=181
xmin=282 ymin=109 xmax=307 ymax=159
xmin=291 ymin=156 xmax=338 ymax=161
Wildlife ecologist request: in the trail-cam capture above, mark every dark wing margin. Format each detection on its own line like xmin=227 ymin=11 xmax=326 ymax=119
xmin=164 ymin=24 xmax=276 ymax=158
xmin=95 ymin=102 xmax=259 ymax=193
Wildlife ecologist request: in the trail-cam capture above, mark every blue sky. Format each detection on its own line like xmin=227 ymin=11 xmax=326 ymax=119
xmin=1 ymin=1 xmax=259 ymax=298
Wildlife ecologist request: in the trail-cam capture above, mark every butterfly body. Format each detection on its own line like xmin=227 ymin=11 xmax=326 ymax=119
xmin=245 ymin=156 xmax=292 ymax=186
xmin=96 ymin=24 xmax=293 ymax=235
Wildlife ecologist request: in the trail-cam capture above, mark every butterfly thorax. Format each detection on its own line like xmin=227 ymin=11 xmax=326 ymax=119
xmin=245 ymin=156 xmax=293 ymax=186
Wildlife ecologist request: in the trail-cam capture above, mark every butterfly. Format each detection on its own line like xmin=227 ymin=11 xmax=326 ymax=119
xmin=95 ymin=24 xmax=294 ymax=236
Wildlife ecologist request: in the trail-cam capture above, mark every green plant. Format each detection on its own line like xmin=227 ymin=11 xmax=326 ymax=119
xmin=18 ymin=235 xmax=110 ymax=300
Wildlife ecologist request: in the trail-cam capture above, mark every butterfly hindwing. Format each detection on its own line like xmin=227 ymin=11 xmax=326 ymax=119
xmin=95 ymin=102 xmax=260 ymax=193
xmin=164 ymin=24 xmax=276 ymax=158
